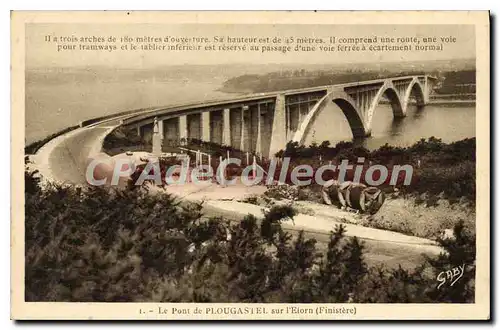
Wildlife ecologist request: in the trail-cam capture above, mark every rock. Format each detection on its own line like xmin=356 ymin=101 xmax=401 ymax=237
xmin=441 ymin=228 xmax=455 ymax=240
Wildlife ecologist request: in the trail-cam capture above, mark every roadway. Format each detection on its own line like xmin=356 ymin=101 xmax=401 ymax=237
xmin=31 ymin=104 xmax=443 ymax=268
xmin=147 ymin=182 xmax=443 ymax=269
xmin=34 ymin=118 xmax=122 ymax=185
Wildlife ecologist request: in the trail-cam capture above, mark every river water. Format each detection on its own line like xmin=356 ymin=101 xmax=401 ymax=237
xmin=26 ymin=69 xmax=475 ymax=148
xmin=303 ymin=102 xmax=476 ymax=149
xmin=25 ymin=69 xmax=233 ymax=145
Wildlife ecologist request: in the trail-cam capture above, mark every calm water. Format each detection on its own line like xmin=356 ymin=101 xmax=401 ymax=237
xmin=26 ymin=69 xmax=475 ymax=148
xmin=25 ymin=69 xmax=233 ymax=145
xmin=304 ymin=102 xmax=476 ymax=149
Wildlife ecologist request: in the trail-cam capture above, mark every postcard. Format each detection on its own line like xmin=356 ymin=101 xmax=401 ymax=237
xmin=11 ymin=11 xmax=490 ymax=320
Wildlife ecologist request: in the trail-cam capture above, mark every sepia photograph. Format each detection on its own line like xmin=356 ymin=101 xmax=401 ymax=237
xmin=11 ymin=11 xmax=490 ymax=320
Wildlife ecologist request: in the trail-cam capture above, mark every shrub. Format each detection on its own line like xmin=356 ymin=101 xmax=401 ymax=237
xmin=264 ymin=184 xmax=299 ymax=201
xmin=102 ymin=126 xmax=145 ymax=152
xmin=274 ymin=137 xmax=476 ymax=205
xmin=25 ymin=171 xmax=475 ymax=303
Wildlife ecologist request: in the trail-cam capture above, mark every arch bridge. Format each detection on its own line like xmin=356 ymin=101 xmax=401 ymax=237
xmin=121 ymin=75 xmax=436 ymax=158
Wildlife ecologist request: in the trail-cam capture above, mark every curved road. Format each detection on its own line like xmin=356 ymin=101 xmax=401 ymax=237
xmin=34 ymin=119 xmax=122 ymax=185
xmin=32 ymin=112 xmax=443 ymax=266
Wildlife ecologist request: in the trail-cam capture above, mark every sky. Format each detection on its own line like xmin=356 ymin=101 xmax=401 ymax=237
xmin=26 ymin=24 xmax=475 ymax=68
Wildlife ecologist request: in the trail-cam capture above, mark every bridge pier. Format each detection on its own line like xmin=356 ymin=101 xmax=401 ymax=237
xmin=222 ymin=108 xmax=231 ymax=146
xmin=179 ymin=115 xmax=188 ymax=145
xmin=152 ymin=118 xmax=164 ymax=154
xmin=152 ymin=129 xmax=162 ymax=155
xmin=158 ymin=119 xmax=164 ymax=139
xmin=269 ymin=93 xmax=287 ymax=158
xmin=240 ymin=105 xmax=249 ymax=151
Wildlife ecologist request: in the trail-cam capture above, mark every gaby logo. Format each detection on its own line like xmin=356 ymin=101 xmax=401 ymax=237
xmin=437 ymin=264 xmax=466 ymax=289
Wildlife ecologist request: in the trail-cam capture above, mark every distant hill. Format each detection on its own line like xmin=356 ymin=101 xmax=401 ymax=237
xmin=218 ymin=58 xmax=476 ymax=94
xmin=27 ymin=58 xmax=475 ymax=94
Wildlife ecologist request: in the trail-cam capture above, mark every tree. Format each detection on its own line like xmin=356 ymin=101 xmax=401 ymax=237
xmin=25 ymin=171 xmax=476 ymax=303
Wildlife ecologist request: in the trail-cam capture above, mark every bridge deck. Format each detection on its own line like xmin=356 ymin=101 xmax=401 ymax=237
xmin=119 ymin=75 xmax=435 ymax=126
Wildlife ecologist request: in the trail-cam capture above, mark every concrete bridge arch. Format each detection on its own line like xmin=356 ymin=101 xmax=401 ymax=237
xmin=293 ymin=77 xmax=429 ymax=145
xmin=291 ymin=90 xmax=367 ymax=145
xmin=363 ymin=81 xmax=404 ymax=135
xmin=402 ymin=77 xmax=426 ymax=113
xmin=126 ymin=75 xmax=435 ymax=158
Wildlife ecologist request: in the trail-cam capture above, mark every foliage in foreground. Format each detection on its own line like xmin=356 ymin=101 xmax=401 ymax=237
xmin=276 ymin=137 xmax=476 ymax=205
xmin=25 ymin=171 xmax=475 ymax=303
